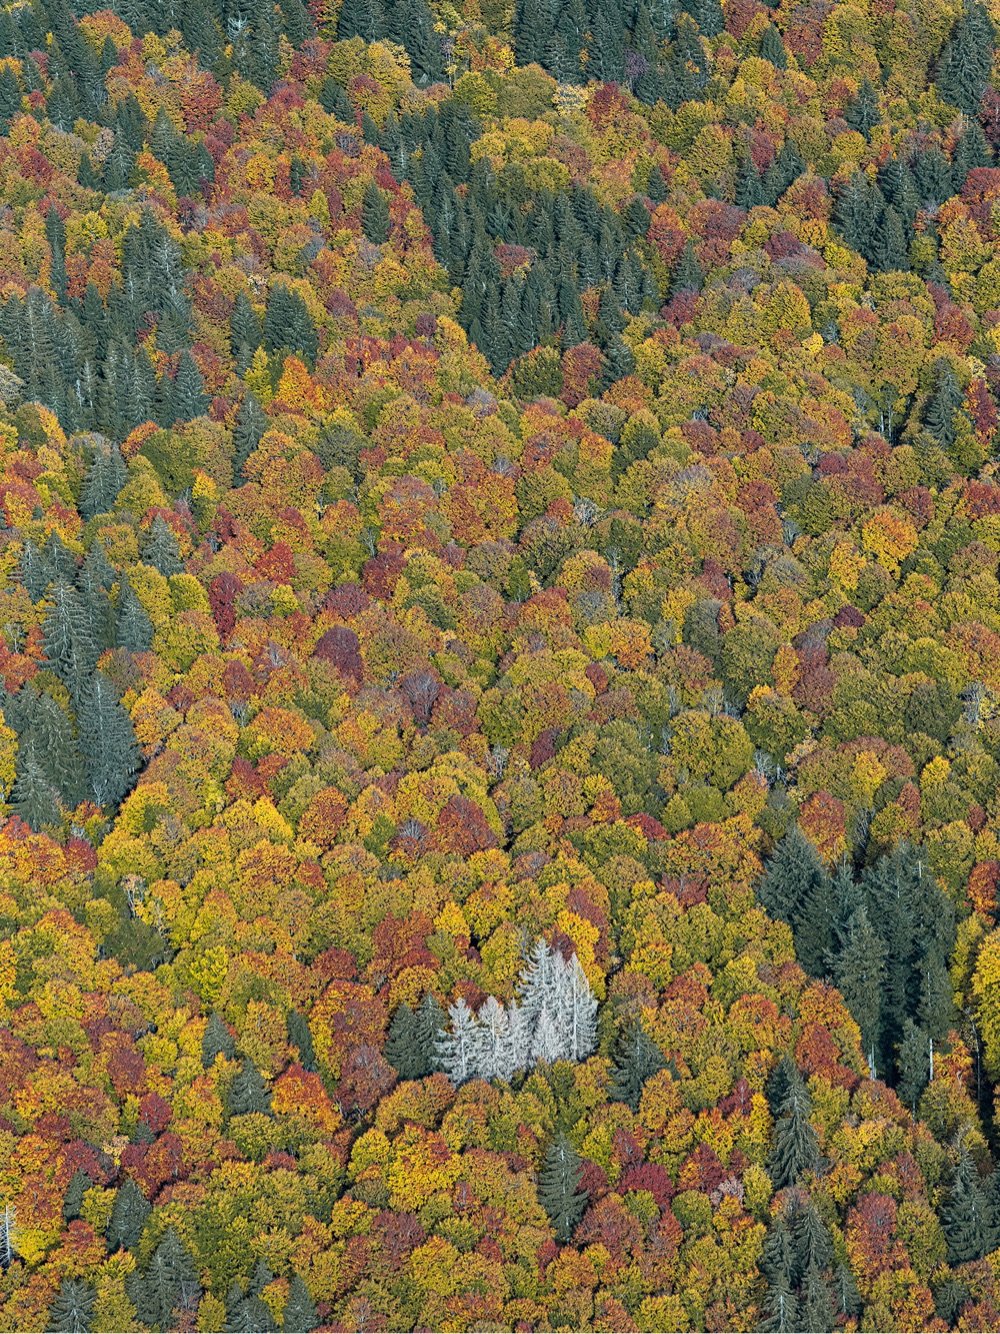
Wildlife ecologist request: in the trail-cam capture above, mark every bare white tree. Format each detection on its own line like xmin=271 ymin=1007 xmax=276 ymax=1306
xmin=435 ymin=999 xmax=480 ymax=1085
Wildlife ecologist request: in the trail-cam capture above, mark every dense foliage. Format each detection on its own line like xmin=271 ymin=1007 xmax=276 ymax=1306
xmin=3 ymin=0 xmax=1000 ymax=1328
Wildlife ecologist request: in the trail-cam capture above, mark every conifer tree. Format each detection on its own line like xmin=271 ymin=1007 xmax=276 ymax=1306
xmin=282 ymin=1274 xmax=318 ymax=1332
xmin=286 ymin=1010 xmax=316 ymax=1071
xmin=106 ymin=1178 xmax=150 ymax=1253
xmin=202 ymin=1012 xmax=236 ymax=1067
xmin=831 ymin=905 xmax=885 ymax=1076
xmin=436 ymin=997 xmax=480 ymax=1084
xmin=361 ymin=183 xmax=391 ymax=243
xmin=127 ymin=1227 xmax=200 ymax=1329
xmin=845 ymin=77 xmax=880 ymax=136
xmin=10 ymin=751 xmax=61 ymax=830
xmin=48 ymin=1279 xmax=96 ymax=1334
xmin=78 ymin=671 xmax=141 ymax=808
xmin=942 ymin=1151 xmax=989 ymax=1264
xmin=142 ymin=515 xmax=183 ymax=575
xmin=227 ymin=1059 xmax=272 ymax=1116
xmin=62 ymin=1169 xmax=93 ymax=1223
xmin=610 ymin=1018 xmax=665 ymax=1111
xmin=538 ymin=1132 xmax=587 ymax=1243
xmin=768 ymin=1068 xmax=819 ymax=1188
xmin=115 ymin=575 xmax=154 ymax=653
xmin=758 ymin=1276 xmax=799 ymax=1334
xmin=170 ymin=349 xmax=208 ymax=423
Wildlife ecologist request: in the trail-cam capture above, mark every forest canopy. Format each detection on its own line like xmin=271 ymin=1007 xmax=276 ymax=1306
xmin=2 ymin=0 xmax=1000 ymax=1328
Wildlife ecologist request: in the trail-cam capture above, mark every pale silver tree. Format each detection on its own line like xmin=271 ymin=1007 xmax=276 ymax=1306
xmin=436 ymin=998 xmax=480 ymax=1085
xmin=476 ymin=996 xmax=518 ymax=1082
xmin=562 ymin=954 xmax=598 ymax=1062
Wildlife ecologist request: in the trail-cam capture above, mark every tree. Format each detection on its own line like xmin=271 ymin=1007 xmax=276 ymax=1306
xmin=768 ymin=1069 xmax=819 ymax=1188
xmin=63 ymin=1169 xmax=93 ymax=1222
xmin=287 ymin=1010 xmax=316 ymax=1071
xmin=227 ymin=1059 xmax=272 ymax=1116
xmin=845 ymin=78 xmax=880 ymax=136
xmin=170 ymin=349 xmax=208 ymax=422
xmin=942 ymin=1151 xmax=989 ymax=1264
xmin=203 ymin=1012 xmax=236 ymax=1066
xmin=282 ymin=1274 xmax=318 ymax=1332
xmin=610 ymin=1018 xmax=664 ymax=1111
xmin=436 ymin=998 xmax=479 ymax=1084
xmin=106 ymin=1178 xmax=150 ymax=1253
xmin=831 ymin=906 xmax=885 ymax=1077
xmin=539 ymin=1132 xmax=587 ymax=1243
xmin=81 ymin=441 xmax=127 ymax=518
xmin=758 ymin=1276 xmax=800 ymax=1334
xmin=361 ymin=183 xmax=391 ymax=244
xmin=127 ymin=1227 xmax=200 ymax=1329
xmin=116 ymin=575 xmax=154 ymax=652
xmin=78 ymin=671 xmax=141 ymax=808
xmin=474 ymin=996 xmax=518 ymax=1082
xmin=48 ymin=1279 xmax=96 ymax=1334
xmin=142 ymin=515 xmax=183 ymax=575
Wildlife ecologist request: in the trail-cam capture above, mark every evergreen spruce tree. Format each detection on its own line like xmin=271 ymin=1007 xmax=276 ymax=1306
xmin=832 ymin=1263 xmax=862 ymax=1320
xmin=78 ymin=671 xmax=141 ymax=808
xmin=227 ymin=1059 xmax=272 ymax=1116
xmin=610 ymin=1018 xmax=665 ymax=1111
xmin=845 ymin=77 xmax=880 ymax=136
xmin=286 ymin=1009 xmax=316 ymax=1071
xmin=233 ymin=392 xmax=267 ymax=482
xmin=669 ymin=240 xmax=702 ymax=296
xmin=538 ymin=1132 xmax=587 ymax=1243
xmin=758 ymin=1275 xmax=800 ymax=1334
xmin=768 ymin=1068 xmax=819 ymax=1188
xmin=896 ymin=1017 xmax=930 ymax=1113
xmin=263 ymin=284 xmax=318 ymax=364
xmin=171 ymin=349 xmax=208 ymax=422
xmin=831 ymin=905 xmax=885 ymax=1076
xmin=282 ymin=1274 xmax=318 ymax=1332
xmin=62 ymin=1169 xmax=93 ymax=1223
xmin=43 ymin=581 xmax=97 ymax=689
xmin=385 ymin=1001 xmax=421 ymax=1078
xmin=115 ymin=575 xmax=154 ymax=653
xmin=202 ymin=1012 xmax=236 ymax=1067
xmin=361 ymin=183 xmax=391 ymax=243
xmin=127 ymin=1226 xmax=200 ymax=1329
xmin=413 ymin=991 xmax=446 ymax=1074
xmin=10 ymin=750 xmax=61 ymax=830
xmin=759 ymin=23 xmax=787 ymax=67
xmin=106 ymin=1178 xmax=150 ymax=1253
xmin=923 ymin=358 xmax=964 ymax=447
xmin=230 ymin=291 xmax=263 ymax=372
xmin=937 ymin=3 xmax=996 ymax=114
xmin=48 ymin=1278 xmax=96 ymax=1334
xmin=142 ymin=515 xmax=183 ymax=575
xmin=798 ymin=1261 xmax=836 ymax=1334
xmin=942 ymin=1150 xmax=989 ymax=1264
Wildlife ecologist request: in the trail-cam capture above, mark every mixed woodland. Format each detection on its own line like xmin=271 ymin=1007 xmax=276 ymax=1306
xmin=4 ymin=0 xmax=1000 ymax=1327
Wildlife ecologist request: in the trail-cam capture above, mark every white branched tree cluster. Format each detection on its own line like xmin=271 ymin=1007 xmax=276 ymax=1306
xmin=435 ymin=940 xmax=598 ymax=1085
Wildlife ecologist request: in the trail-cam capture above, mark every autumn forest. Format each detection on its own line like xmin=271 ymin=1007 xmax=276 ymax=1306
xmin=2 ymin=0 xmax=1000 ymax=1327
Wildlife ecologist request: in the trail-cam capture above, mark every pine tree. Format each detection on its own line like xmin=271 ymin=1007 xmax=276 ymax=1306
xmin=768 ymin=1068 xmax=819 ymax=1188
xmin=832 ymin=1264 xmax=862 ymax=1320
xmin=43 ymin=581 xmax=97 ymax=688
xmin=896 ymin=1017 xmax=930 ymax=1113
xmin=11 ymin=751 xmax=62 ymax=830
xmin=791 ymin=1201 xmax=833 ymax=1278
xmin=202 ymin=1012 xmax=236 ymax=1067
xmin=475 ymin=996 xmax=519 ymax=1082
xmin=610 ymin=1018 xmax=665 ymax=1111
xmin=263 ymin=284 xmax=318 ymax=363
xmin=937 ymin=3 xmax=996 ymax=114
xmin=923 ymin=358 xmax=964 ymax=447
xmin=227 ymin=1059 xmax=272 ymax=1116
xmin=759 ymin=23 xmax=787 ymax=67
xmin=942 ymin=1151 xmax=989 ymax=1264
xmin=78 ymin=671 xmax=141 ymax=808
xmin=231 ymin=291 xmax=263 ymax=371
xmin=106 ymin=1178 xmax=150 ymax=1253
xmin=538 ymin=1132 xmax=587 ymax=1243
xmin=758 ymin=826 xmax=833 ymax=975
xmin=282 ymin=1274 xmax=318 ymax=1332
xmin=669 ymin=240 xmax=702 ymax=296
xmin=48 ymin=1279 xmax=96 ymax=1334
xmin=412 ymin=991 xmax=446 ymax=1075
